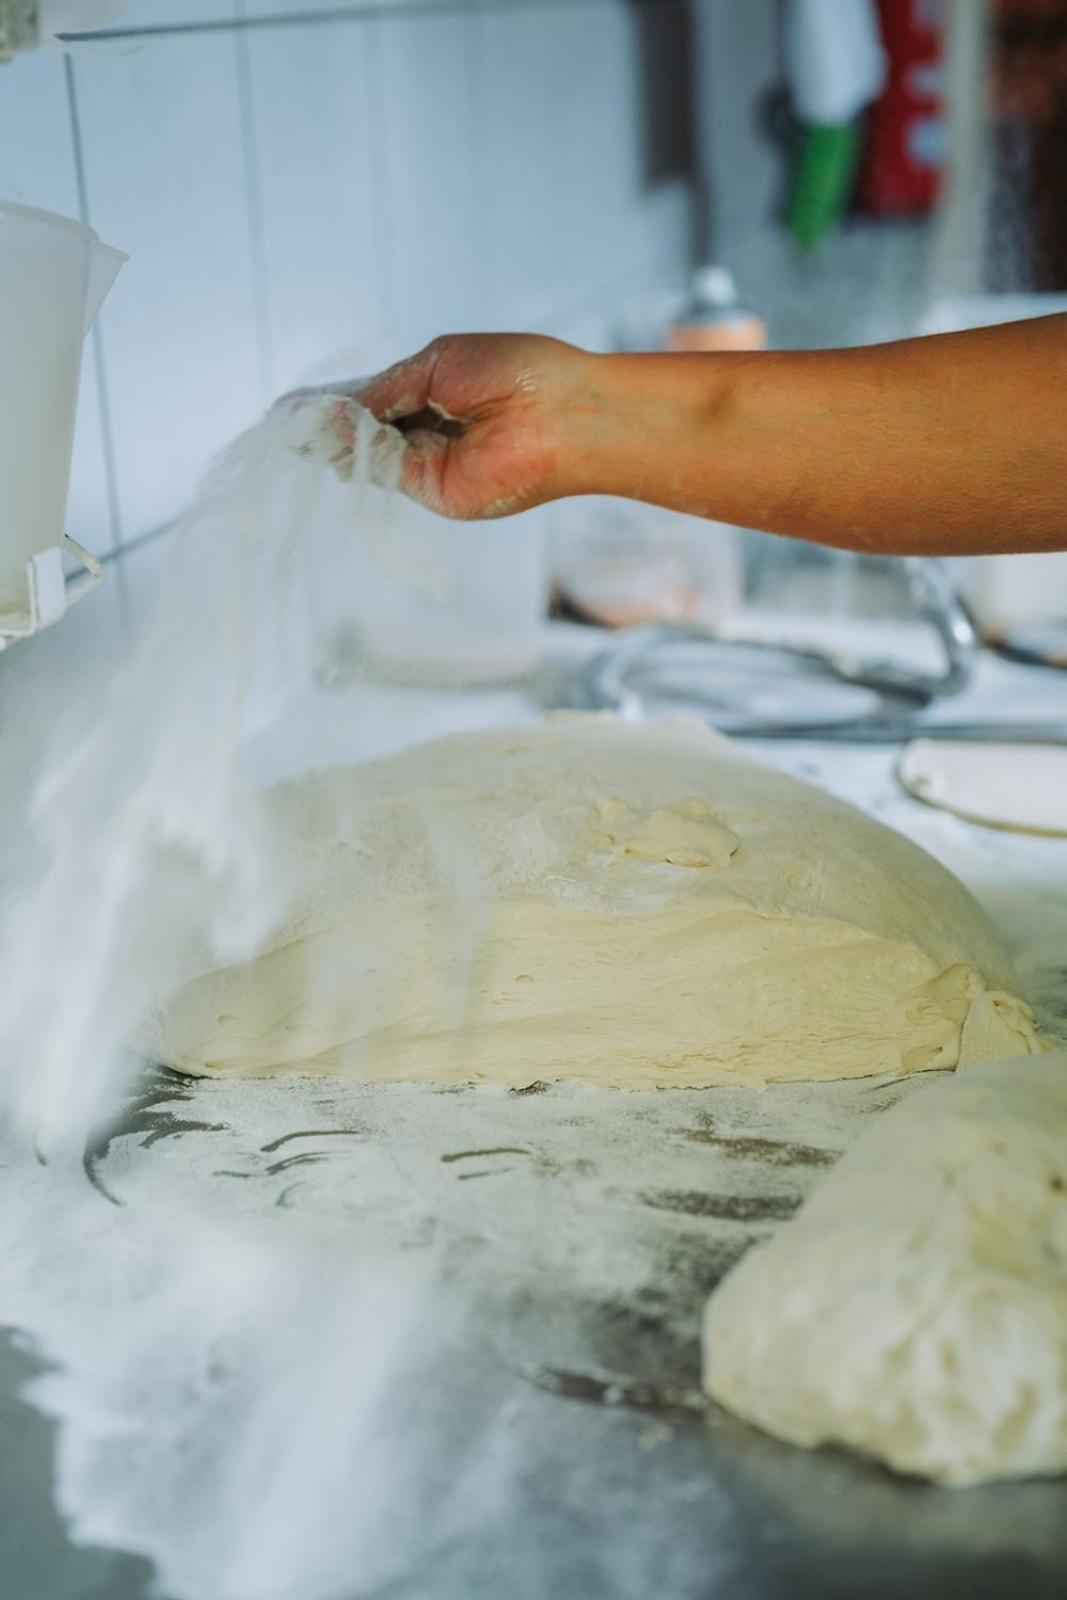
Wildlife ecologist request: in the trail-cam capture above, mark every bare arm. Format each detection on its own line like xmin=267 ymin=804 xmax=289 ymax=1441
xmin=350 ymin=316 xmax=1067 ymax=557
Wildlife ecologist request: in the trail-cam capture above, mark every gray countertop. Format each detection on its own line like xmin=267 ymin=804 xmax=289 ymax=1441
xmin=3 ymin=1318 xmax=1065 ymax=1600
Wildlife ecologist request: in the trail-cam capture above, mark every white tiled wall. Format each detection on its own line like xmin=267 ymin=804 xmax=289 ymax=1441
xmin=73 ymin=30 xmax=267 ymax=540
xmin=375 ymin=13 xmax=487 ymax=347
xmin=242 ymin=18 xmax=389 ymax=391
xmin=108 ymin=2 xmax=239 ymax=24
xmin=2 ymin=0 xmax=696 ymax=581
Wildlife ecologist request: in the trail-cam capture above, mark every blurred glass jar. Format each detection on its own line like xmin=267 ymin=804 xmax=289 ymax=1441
xmin=549 ymin=497 xmax=744 ymax=630
xmin=558 ymin=267 xmax=765 ymax=632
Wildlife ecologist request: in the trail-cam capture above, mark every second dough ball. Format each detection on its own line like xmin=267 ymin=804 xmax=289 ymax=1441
xmin=702 ymin=1053 xmax=1067 ymax=1486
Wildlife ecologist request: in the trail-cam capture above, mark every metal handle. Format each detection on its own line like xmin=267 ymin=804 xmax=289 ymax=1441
xmin=579 ymin=558 xmax=985 ymax=741
xmin=1 ymin=537 xmax=105 ymax=645
xmin=61 ymin=534 xmax=104 ymax=608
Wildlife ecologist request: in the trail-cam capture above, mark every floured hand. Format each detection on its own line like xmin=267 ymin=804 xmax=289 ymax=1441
xmin=285 ymin=334 xmax=600 ymax=520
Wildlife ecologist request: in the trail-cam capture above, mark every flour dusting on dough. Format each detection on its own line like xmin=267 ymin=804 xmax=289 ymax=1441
xmin=147 ymin=716 xmax=1045 ymax=1088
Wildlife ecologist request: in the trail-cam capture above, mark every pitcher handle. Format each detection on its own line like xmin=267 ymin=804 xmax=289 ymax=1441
xmin=61 ymin=535 xmax=104 ymax=608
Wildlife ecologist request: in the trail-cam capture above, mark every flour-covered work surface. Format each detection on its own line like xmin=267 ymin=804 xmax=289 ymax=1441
xmin=32 ymin=1053 xmax=1061 ymax=1599
xmin=21 ymin=1046 xmax=1058 ymax=1600
xmin=3 ymin=632 xmax=1067 ymax=1600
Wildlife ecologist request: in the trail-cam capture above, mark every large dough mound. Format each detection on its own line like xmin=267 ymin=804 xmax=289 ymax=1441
xmin=702 ymin=1053 xmax=1067 ymax=1486
xmin=149 ymin=715 xmax=1043 ymax=1086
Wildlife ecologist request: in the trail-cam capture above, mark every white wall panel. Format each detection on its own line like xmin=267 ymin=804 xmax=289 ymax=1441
xmin=551 ymin=1 xmax=638 ymax=305
xmin=240 ymin=1 xmax=498 ymax=15
xmin=0 ymin=53 xmax=117 ymax=556
xmin=72 ymin=32 xmax=265 ymax=541
xmin=104 ymin=1 xmax=238 ymax=27
xmin=472 ymin=7 xmax=571 ymax=330
xmin=374 ymin=11 xmax=486 ymax=350
xmin=244 ymin=17 xmax=390 ymax=392
xmin=0 ymin=54 xmax=76 ymax=210
xmin=239 ymin=0 xmax=356 ymax=14
xmin=115 ymin=527 xmax=170 ymax=630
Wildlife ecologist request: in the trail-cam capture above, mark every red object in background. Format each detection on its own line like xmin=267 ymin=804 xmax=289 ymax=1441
xmin=857 ymin=0 xmax=946 ymax=216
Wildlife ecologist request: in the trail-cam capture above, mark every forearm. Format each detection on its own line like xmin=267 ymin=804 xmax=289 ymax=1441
xmin=560 ymin=318 xmax=1067 ymax=557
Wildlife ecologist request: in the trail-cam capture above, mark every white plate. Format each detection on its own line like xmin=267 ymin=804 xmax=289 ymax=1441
xmin=898 ymin=739 xmax=1067 ymax=837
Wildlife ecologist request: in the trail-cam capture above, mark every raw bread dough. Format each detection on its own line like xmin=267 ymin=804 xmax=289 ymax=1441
xmin=148 ymin=715 xmax=1044 ymax=1086
xmin=702 ymin=1053 xmax=1067 ymax=1486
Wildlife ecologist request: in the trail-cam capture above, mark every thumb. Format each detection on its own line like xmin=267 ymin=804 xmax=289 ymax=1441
xmin=354 ymin=345 xmax=440 ymax=424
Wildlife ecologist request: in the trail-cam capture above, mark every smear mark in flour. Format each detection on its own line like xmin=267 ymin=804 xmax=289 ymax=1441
xmin=641 ymin=1189 xmax=803 ymax=1223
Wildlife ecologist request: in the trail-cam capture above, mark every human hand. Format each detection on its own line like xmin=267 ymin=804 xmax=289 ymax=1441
xmin=284 ymin=333 xmax=699 ymax=524
xmin=345 ymin=333 xmax=598 ymax=520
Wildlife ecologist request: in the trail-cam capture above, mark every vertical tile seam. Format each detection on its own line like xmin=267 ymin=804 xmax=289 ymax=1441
xmin=233 ymin=6 xmax=278 ymax=402
xmin=62 ymin=48 xmax=130 ymax=617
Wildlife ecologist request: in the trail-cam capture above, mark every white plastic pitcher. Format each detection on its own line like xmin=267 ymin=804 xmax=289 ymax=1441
xmin=0 ymin=201 xmax=125 ymax=635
